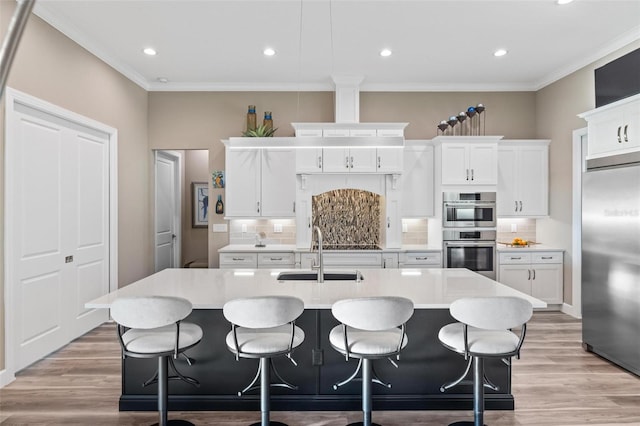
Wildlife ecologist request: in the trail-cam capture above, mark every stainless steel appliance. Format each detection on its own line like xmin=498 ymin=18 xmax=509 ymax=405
xmin=443 ymin=229 xmax=497 ymax=279
xmin=582 ymin=152 xmax=640 ymax=376
xmin=443 ymin=192 xmax=497 ymax=228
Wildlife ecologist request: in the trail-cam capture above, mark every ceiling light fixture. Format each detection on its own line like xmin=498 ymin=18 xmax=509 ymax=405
xmin=263 ymin=47 xmax=276 ymax=56
xmin=494 ymin=49 xmax=508 ymax=57
xmin=380 ymin=49 xmax=392 ymax=57
xmin=556 ymin=0 xmax=574 ymax=5
xmin=143 ymin=47 xmax=157 ymax=56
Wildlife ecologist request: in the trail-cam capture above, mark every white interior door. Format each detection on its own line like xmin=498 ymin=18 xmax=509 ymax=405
xmin=5 ymin=90 xmax=113 ymax=372
xmin=154 ymin=151 xmax=181 ymax=271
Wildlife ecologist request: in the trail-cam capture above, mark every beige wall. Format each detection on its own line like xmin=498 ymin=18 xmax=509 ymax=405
xmin=535 ymin=40 xmax=640 ymax=305
xmin=182 ymin=150 xmax=209 ymax=266
xmin=0 ymin=5 xmax=150 ymax=370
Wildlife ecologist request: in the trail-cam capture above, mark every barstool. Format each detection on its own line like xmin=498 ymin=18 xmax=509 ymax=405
xmin=329 ymin=296 xmax=414 ymax=426
xmin=223 ymin=296 xmax=305 ymax=426
xmin=110 ymin=295 xmax=203 ymax=426
xmin=438 ymin=296 xmax=533 ymax=426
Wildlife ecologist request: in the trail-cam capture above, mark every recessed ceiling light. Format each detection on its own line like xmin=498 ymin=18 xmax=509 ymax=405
xmin=263 ymin=48 xmax=276 ymax=56
xmin=143 ymin=47 xmax=157 ymax=56
xmin=494 ymin=49 xmax=508 ymax=57
xmin=157 ymin=77 xmax=168 ymax=83
xmin=556 ymin=0 xmax=574 ymax=5
xmin=380 ymin=49 xmax=392 ymax=57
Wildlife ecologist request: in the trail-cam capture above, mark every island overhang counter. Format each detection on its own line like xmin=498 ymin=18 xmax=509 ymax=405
xmin=86 ymin=267 xmax=545 ymax=413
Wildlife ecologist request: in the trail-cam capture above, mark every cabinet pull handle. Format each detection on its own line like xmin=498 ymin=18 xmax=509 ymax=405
xmin=383 ymin=258 xmax=387 ymax=268
xmin=232 ymin=257 xmax=245 ymax=261
xmin=528 ymin=269 xmax=531 ymax=280
xmin=519 ymin=201 xmax=523 ymax=212
xmin=293 ymin=201 xmax=296 ymax=213
xmin=541 ymin=256 xmax=553 ymax=259
xmin=532 ymin=269 xmax=536 ymax=280
xmin=377 ymin=156 xmax=381 ymax=168
xmin=350 ymin=156 xmax=354 ymax=168
xmin=466 ymin=169 xmax=469 ymax=181
xmin=617 ymin=126 xmax=622 ymax=143
xmin=624 ymin=124 xmax=628 ymax=142
xmin=416 ymin=257 xmax=429 ymax=260
xmin=515 ymin=201 xmax=518 ymax=212
xmin=345 ymin=156 xmax=349 ymax=168
xmin=471 ymin=169 xmax=474 ymax=181
xmin=510 ymin=256 xmax=522 ymax=260
xmin=307 ymin=217 xmax=311 ymax=228
xmin=257 ymin=201 xmax=260 ymax=213
xmin=270 ymin=257 xmax=283 ymax=261
xmin=387 ymin=217 xmax=391 ymax=228
xmin=318 ymin=155 xmax=322 ymax=169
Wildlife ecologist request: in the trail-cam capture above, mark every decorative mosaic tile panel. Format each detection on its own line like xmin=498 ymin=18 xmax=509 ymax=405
xmin=312 ymin=189 xmax=380 ymax=247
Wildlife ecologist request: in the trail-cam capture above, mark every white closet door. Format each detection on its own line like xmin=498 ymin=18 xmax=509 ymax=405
xmin=154 ymin=152 xmax=179 ymax=271
xmin=7 ymin=99 xmax=110 ymax=371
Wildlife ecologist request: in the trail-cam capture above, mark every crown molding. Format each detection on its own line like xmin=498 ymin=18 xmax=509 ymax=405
xmin=33 ymin=3 xmax=150 ymax=91
xmin=533 ymin=25 xmax=640 ymax=91
xmin=146 ymin=81 xmax=333 ymax=92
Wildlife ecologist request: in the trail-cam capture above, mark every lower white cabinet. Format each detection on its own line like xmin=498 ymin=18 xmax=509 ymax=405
xmin=220 ymin=252 xmax=295 ymax=269
xmin=398 ymin=251 xmax=442 ymax=268
xmin=498 ymin=251 xmax=563 ymax=304
xmin=297 ymin=252 xmax=384 ymax=269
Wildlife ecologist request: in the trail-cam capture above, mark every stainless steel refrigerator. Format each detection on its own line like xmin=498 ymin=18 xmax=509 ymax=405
xmin=582 ymin=152 xmax=640 ymax=376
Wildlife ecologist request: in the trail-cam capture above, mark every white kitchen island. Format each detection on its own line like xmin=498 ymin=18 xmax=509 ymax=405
xmin=87 ymin=268 xmax=545 ymax=413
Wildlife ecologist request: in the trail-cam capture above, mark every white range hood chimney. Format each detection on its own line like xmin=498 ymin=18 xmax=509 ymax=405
xmin=333 ymin=75 xmax=364 ymax=123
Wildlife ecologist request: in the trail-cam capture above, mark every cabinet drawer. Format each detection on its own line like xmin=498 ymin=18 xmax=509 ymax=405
xmin=532 ymin=252 xmax=563 ymax=264
xmin=258 ymin=252 xmax=295 ymax=267
xmin=295 ymin=129 xmax=323 ymax=137
xmin=499 ymin=252 xmax=532 ymax=264
xmin=399 ymin=252 xmax=442 ymax=266
xmin=219 ymin=253 xmax=258 ymax=268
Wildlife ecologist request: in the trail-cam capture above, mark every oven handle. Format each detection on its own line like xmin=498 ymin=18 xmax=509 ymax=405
xmin=444 ymin=202 xmax=496 ymax=207
xmin=443 ymin=241 xmax=497 ymax=247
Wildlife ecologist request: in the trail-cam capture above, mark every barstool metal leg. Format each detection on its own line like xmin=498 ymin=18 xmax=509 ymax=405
xmin=447 ymin=356 xmax=487 ymax=426
xmin=346 ymin=358 xmax=381 ymax=426
xmin=158 ymin=356 xmax=168 ymax=426
xmin=261 ymin=357 xmax=270 ymax=426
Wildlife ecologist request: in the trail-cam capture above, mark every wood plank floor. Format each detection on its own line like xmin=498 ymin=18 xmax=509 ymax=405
xmin=1 ymin=312 xmax=639 ymax=425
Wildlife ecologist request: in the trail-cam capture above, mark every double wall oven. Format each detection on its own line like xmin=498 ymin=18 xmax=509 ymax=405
xmin=443 ymin=192 xmax=497 ymax=279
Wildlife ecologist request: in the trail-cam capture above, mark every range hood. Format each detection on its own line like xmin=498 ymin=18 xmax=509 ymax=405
xmin=225 ymin=76 xmax=407 ymax=149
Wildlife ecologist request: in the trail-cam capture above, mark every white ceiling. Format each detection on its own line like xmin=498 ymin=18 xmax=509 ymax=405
xmin=33 ymin=0 xmax=640 ymax=92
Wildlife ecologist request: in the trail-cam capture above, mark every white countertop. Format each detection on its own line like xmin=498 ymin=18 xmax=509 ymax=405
xmin=86 ymin=268 xmax=546 ymax=310
xmin=219 ymin=244 xmax=442 ymax=253
xmin=497 ymin=244 xmax=564 ymax=252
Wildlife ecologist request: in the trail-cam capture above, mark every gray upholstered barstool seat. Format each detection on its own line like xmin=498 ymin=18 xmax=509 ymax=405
xmin=111 ymin=296 xmax=203 ymax=426
xmin=329 ymin=296 xmax=414 ymax=426
xmin=438 ymin=297 xmax=533 ymax=426
xmin=223 ymin=296 xmax=305 ymax=426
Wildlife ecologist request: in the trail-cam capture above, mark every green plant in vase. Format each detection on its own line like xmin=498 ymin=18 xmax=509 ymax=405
xmin=242 ymin=124 xmax=277 ymax=137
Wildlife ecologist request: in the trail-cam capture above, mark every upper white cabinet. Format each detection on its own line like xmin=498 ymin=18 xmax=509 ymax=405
xmin=497 ymin=140 xmax=549 ymax=217
xmin=322 ymin=147 xmax=377 ymax=173
xmin=401 ymin=142 xmax=434 ymax=217
xmin=295 ymin=148 xmax=323 ymax=173
xmin=579 ymin=94 xmax=640 ymax=159
xmin=376 ymin=147 xmax=404 ymax=173
xmin=438 ymin=137 xmax=499 ymax=185
xmin=224 ymin=147 xmax=296 ymax=218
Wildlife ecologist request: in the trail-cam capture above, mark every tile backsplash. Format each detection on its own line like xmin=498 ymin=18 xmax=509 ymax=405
xmin=496 ymin=218 xmax=537 ymax=244
xmin=312 ymin=189 xmax=381 ymax=246
xmin=402 ymin=218 xmax=429 ymax=245
xmin=229 ymin=219 xmax=296 ymax=245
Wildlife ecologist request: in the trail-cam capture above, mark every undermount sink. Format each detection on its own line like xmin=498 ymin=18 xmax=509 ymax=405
xmin=276 ymin=271 xmax=363 ymax=281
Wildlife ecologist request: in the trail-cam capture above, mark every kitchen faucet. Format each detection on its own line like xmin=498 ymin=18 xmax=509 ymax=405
xmin=310 ymin=226 xmax=324 ymax=283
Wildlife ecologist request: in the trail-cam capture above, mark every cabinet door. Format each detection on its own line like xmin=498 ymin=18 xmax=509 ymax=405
xmin=322 ymin=148 xmax=350 ymax=172
xmin=623 ymin=101 xmax=640 ymax=151
xmin=498 ymin=264 xmax=531 ymax=294
xmin=350 ymin=148 xmax=377 ymax=172
xmin=262 ymin=149 xmax=296 ymax=217
xmin=402 ymin=146 xmax=434 ymax=217
xmin=441 ymin=144 xmax=469 ymax=184
xmin=225 ymin=149 xmax=260 ymax=217
xmin=296 ymin=148 xmax=323 ymax=173
xmin=531 ymin=263 xmax=563 ymax=304
xmin=587 ymin=107 xmax=625 ymax=157
xmin=518 ymin=145 xmax=548 ymax=216
xmin=468 ymin=144 xmax=497 ymax=184
xmin=376 ymin=147 xmax=404 ymax=173
xmin=497 ymin=147 xmax=519 ymax=216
